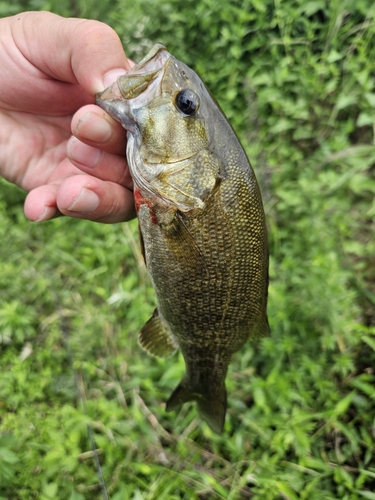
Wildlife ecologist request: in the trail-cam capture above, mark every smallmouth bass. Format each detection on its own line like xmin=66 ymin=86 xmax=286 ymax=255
xmin=96 ymin=44 xmax=269 ymax=433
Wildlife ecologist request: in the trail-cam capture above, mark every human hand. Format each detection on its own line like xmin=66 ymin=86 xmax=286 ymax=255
xmin=0 ymin=11 xmax=134 ymax=223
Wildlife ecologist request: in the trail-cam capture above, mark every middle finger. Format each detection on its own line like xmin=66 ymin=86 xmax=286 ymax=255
xmin=67 ymin=137 xmax=133 ymax=190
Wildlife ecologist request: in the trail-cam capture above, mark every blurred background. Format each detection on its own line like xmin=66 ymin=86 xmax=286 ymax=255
xmin=1 ymin=0 xmax=375 ymax=498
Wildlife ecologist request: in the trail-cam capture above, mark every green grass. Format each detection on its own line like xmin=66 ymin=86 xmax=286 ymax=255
xmin=1 ymin=0 xmax=375 ymax=498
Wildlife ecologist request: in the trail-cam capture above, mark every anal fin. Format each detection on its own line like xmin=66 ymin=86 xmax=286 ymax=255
xmin=255 ymin=312 xmax=271 ymax=338
xmin=138 ymin=308 xmax=178 ymax=358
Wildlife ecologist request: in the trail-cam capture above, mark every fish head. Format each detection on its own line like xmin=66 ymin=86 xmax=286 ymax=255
xmin=96 ymin=44 xmax=223 ymax=211
xmin=96 ymin=43 xmax=211 ymax=164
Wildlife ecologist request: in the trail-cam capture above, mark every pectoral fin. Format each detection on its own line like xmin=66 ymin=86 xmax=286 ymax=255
xmin=173 ymin=213 xmax=207 ymax=269
xmin=138 ymin=224 xmax=146 ymax=266
xmin=138 ymin=309 xmax=179 ymax=358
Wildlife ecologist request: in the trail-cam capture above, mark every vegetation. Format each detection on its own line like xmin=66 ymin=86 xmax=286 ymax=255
xmin=1 ymin=0 xmax=375 ymax=498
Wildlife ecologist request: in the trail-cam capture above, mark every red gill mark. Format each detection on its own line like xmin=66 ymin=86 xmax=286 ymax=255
xmin=134 ymin=189 xmax=158 ymax=225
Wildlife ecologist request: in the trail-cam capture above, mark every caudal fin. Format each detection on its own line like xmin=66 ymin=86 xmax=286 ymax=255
xmin=165 ymin=379 xmax=227 ymax=434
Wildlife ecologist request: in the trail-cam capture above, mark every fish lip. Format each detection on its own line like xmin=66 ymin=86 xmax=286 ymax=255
xmin=115 ymin=44 xmax=171 ymax=95
xmin=130 ymin=43 xmax=169 ymax=72
xmin=95 ymin=80 xmax=123 ymax=111
xmin=95 ymin=44 xmax=171 ymax=127
xmin=95 ymin=81 xmax=136 ymax=130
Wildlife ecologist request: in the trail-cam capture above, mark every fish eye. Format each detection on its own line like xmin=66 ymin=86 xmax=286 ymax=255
xmin=175 ymin=89 xmax=199 ymax=115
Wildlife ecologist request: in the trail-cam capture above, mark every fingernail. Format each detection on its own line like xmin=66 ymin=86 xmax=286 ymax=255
xmin=103 ymin=68 xmax=128 ymax=89
xmin=68 ymin=138 xmax=103 ymax=169
xmin=35 ymin=206 xmax=57 ymax=222
xmin=77 ymin=112 xmax=112 ymax=143
xmin=68 ymin=188 xmax=100 ymax=213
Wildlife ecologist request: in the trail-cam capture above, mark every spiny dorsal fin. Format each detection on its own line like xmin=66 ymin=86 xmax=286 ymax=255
xmin=138 ymin=308 xmax=179 ymax=358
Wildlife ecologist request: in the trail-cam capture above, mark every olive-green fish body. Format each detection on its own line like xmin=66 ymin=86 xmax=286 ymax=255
xmin=96 ymin=44 xmax=269 ymax=433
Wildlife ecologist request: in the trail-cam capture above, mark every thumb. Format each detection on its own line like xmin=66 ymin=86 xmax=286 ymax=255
xmin=8 ymin=11 xmax=130 ymax=95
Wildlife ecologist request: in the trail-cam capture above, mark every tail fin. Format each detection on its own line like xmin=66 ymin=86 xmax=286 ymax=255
xmin=165 ymin=378 xmax=227 ymax=434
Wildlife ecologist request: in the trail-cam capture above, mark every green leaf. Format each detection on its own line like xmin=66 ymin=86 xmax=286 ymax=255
xmin=336 ymin=94 xmax=357 ymax=110
xmin=365 ymin=93 xmax=375 ymax=108
xmin=362 ymin=335 xmax=375 ymax=352
xmin=0 ymin=448 xmax=18 ymax=465
xmin=357 ymin=112 xmax=374 ymax=127
xmin=68 ymin=492 xmax=85 ymax=500
xmin=356 ymin=491 xmax=375 ymax=500
xmin=332 ymin=391 xmax=355 ymax=416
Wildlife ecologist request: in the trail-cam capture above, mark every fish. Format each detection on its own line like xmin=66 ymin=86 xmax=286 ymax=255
xmin=95 ymin=44 xmax=269 ymax=434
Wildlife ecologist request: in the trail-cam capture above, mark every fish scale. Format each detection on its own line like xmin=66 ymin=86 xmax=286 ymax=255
xmin=96 ymin=44 xmax=269 ymax=433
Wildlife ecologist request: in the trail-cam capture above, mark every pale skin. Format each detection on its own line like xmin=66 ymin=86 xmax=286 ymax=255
xmin=0 ymin=11 xmax=135 ymax=223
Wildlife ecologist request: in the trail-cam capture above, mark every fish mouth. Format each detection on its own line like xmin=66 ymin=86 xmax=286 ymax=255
xmin=130 ymin=43 xmax=169 ymax=73
xmin=95 ymin=44 xmax=170 ymax=124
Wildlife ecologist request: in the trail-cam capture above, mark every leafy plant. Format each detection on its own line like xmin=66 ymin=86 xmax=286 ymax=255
xmin=1 ymin=0 xmax=375 ymax=498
